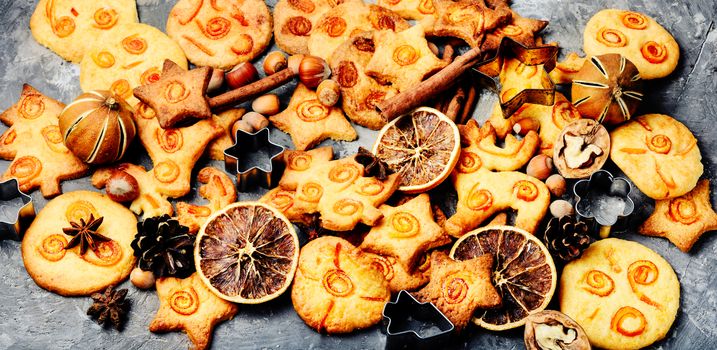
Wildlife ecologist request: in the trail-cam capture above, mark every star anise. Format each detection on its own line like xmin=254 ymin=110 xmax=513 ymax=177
xmin=63 ymin=214 xmax=111 ymax=255
xmin=355 ymin=147 xmax=392 ymax=180
xmin=87 ymin=285 xmax=130 ymax=330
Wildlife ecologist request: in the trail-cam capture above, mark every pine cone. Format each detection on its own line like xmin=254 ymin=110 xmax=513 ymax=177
xmin=131 ymin=215 xmax=195 ymax=278
xmin=543 ymin=215 xmax=593 ymax=263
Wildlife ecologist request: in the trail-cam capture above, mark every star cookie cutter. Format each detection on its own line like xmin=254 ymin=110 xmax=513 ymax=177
xmin=471 ymin=37 xmax=558 ymax=118
xmin=574 ymin=170 xmax=635 ymax=239
xmin=382 ymin=290 xmax=455 ymax=350
xmin=224 ymin=128 xmax=285 ymax=192
xmin=0 ymin=178 xmax=35 ymax=241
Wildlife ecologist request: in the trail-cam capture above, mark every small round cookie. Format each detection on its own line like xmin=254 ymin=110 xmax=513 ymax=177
xmin=560 ymin=238 xmax=680 ymax=349
xmin=274 ymin=0 xmax=337 ymax=55
xmin=291 ymin=236 xmax=390 ymax=333
xmin=80 ymin=22 xmax=187 ymax=106
xmin=166 ymin=0 xmax=272 ymax=70
xmin=583 ymin=9 xmax=679 ymax=79
xmin=610 ymin=114 xmax=702 ymax=200
xmin=22 ymin=191 xmax=137 ymax=296
xmin=30 ymin=0 xmax=139 ymax=63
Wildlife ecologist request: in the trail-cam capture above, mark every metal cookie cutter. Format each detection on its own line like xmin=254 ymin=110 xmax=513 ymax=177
xmin=471 ymin=37 xmax=558 ymax=118
xmin=382 ymin=290 xmax=455 ymax=350
xmin=574 ymin=170 xmax=635 ymax=239
xmin=224 ymin=128 xmax=285 ymax=192
xmin=0 ymin=178 xmax=35 ymax=241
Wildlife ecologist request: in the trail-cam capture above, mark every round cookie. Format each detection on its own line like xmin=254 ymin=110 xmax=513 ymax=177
xmin=22 ymin=191 xmax=138 ymax=296
xmin=610 ymin=114 xmax=702 ymax=200
xmin=30 ymin=0 xmax=139 ymax=63
xmin=80 ymin=22 xmax=187 ymax=106
xmin=583 ymin=9 xmax=679 ymax=79
xmin=274 ymin=0 xmax=337 ymax=55
xmin=291 ymin=236 xmax=390 ymax=333
xmin=166 ymin=0 xmax=272 ymax=70
xmin=560 ymin=238 xmax=680 ymax=349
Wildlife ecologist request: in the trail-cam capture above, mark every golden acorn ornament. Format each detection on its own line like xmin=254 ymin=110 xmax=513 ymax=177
xmin=572 ymin=54 xmax=644 ymax=127
xmin=59 ymin=90 xmax=136 ymax=164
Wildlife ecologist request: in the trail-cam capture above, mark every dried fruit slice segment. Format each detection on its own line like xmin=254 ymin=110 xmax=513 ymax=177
xmin=195 ymin=202 xmax=300 ymax=304
xmin=450 ymin=225 xmax=557 ymax=330
xmin=372 ymin=107 xmax=460 ymax=193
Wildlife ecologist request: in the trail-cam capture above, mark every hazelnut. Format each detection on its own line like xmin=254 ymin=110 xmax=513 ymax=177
xmin=252 ymin=94 xmax=280 ymax=115
xmin=105 ymin=170 xmax=140 ymax=203
xmin=316 ymin=80 xmax=341 ymax=107
xmin=550 ymin=200 xmax=574 ymax=218
xmin=130 ymin=267 xmax=156 ymax=289
xmin=231 ymin=119 xmax=254 ymax=139
xmin=226 ymin=62 xmax=258 ymax=89
xmin=527 ymin=154 xmax=553 ymax=180
xmin=513 ymin=118 xmax=540 ymax=136
xmin=546 ymin=174 xmax=567 ymax=197
xmin=524 ymin=310 xmax=591 ymax=350
xmin=263 ymin=51 xmax=288 ymax=76
xmin=299 ymin=55 xmax=331 ymax=88
xmin=242 ymin=112 xmax=269 ymax=131
xmin=207 ymin=67 xmax=225 ymax=94
xmin=288 ymin=54 xmax=305 ymax=74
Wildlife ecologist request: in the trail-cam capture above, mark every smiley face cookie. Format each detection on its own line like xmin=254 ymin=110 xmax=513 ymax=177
xmin=274 ymin=0 xmax=338 ymax=55
xmin=21 ymin=191 xmax=137 ymax=296
xmin=80 ymin=22 xmax=187 ymax=106
xmin=610 ymin=114 xmax=702 ymax=199
xmin=30 ymin=0 xmax=139 ymax=62
xmin=583 ymin=9 xmax=679 ymax=79
xmin=560 ymin=238 xmax=680 ymax=349
xmin=166 ymin=0 xmax=272 ymax=70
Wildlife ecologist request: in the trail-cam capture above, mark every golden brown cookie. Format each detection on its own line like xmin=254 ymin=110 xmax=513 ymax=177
xmin=560 ymin=238 xmax=680 ymax=349
xmin=329 ymin=31 xmax=399 ymax=130
xmin=583 ymin=9 xmax=679 ymax=79
xmin=360 ymin=251 xmax=430 ymax=292
xmin=421 ymin=0 xmax=511 ymax=48
xmin=274 ymin=0 xmax=338 ymax=55
xmin=206 ymin=108 xmax=246 ymax=160
xmin=259 ymin=188 xmax=314 ymax=226
xmin=446 ymin=120 xmax=549 ymax=237
xmin=413 ymin=251 xmax=501 ymax=332
xmin=291 ymin=236 xmax=391 ymax=333
xmin=377 ymin=0 xmax=436 ymax=20
xmin=549 ymin=52 xmax=587 ymax=85
xmin=364 ymin=24 xmax=447 ymax=92
xmin=166 ymin=0 xmax=272 ymax=70
xmin=610 ymin=114 xmax=702 ymax=199
xmin=360 ymin=194 xmax=450 ymax=269
xmin=176 ymin=167 xmax=237 ymax=233
xmin=639 ymin=179 xmax=717 ymax=252
xmin=270 ymin=83 xmax=357 ymax=151
xmin=498 ymin=56 xmax=554 ymax=107
xmin=80 ymin=22 xmax=187 ymax=106
xmin=150 ymin=273 xmax=239 ymax=350
xmin=279 ymin=146 xmax=335 ymax=190
xmin=21 ymin=191 xmax=137 ymax=296
xmin=481 ymin=7 xmax=548 ymax=52
xmin=92 ymin=163 xmax=174 ymax=219
xmin=0 ymin=85 xmax=88 ymax=198
xmin=307 ymin=0 xmax=410 ymax=61
xmin=30 ymin=0 xmax=139 ymax=63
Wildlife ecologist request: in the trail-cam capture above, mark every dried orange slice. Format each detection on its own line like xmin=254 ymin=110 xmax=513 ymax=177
xmin=372 ymin=107 xmax=460 ymax=193
xmin=449 ymin=225 xmax=557 ymax=330
xmin=194 ymin=202 xmax=300 ymax=304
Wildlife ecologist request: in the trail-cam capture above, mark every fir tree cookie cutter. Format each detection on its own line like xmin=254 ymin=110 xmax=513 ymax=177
xmin=0 ymin=178 xmax=35 ymax=241
xmin=574 ymin=170 xmax=634 ymax=239
xmin=382 ymin=290 xmax=455 ymax=350
xmin=224 ymin=128 xmax=285 ymax=192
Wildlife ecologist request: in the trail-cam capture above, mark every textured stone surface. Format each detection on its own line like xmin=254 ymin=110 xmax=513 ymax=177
xmin=0 ymin=0 xmax=716 ymax=349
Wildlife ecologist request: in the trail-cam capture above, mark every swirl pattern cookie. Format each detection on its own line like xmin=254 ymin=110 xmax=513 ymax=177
xmin=377 ymin=0 xmax=436 ymax=20
xmin=421 ymin=0 xmax=511 ymax=48
xmin=175 ymin=167 xmax=237 ymax=233
xmin=274 ymin=0 xmax=338 ymax=55
xmin=583 ymin=9 xmax=679 ymax=79
xmin=166 ymin=0 xmax=272 ymax=70
xmin=560 ymin=238 xmax=680 ymax=349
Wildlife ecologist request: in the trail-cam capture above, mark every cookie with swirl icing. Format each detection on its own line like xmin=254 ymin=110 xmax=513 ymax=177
xmin=274 ymin=0 xmax=338 ymax=55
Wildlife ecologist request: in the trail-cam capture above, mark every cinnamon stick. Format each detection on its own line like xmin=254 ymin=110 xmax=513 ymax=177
xmin=442 ymin=43 xmax=455 ymax=63
xmin=209 ymin=68 xmax=296 ymax=108
xmin=445 ymin=84 xmax=466 ymax=121
xmin=377 ymin=46 xmax=483 ymax=122
xmin=459 ymin=83 xmax=477 ymax=124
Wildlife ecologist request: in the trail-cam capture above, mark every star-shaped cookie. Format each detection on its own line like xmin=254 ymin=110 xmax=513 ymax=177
xmin=206 ymin=108 xmax=246 ymax=161
xmin=176 ymin=167 xmax=237 ymax=233
xmin=0 ymin=84 xmax=88 ymax=197
xmin=413 ymin=251 xmax=501 ymax=331
xmin=150 ymin=273 xmax=238 ymax=350
xmin=270 ymin=83 xmax=357 ymax=151
xmin=481 ymin=8 xmax=548 ymax=52
xmin=360 ymin=194 xmax=451 ymax=269
xmin=422 ymin=0 xmax=511 ymax=48
xmin=359 ymin=251 xmax=430 ymax=292
xmin=133 ymin=59 xmax=212 ymax=128
xmin=279 ymin=146 xmax=335 ymax=190
xmin=364 ymin=24 xmax=447 ymax=92
xmin=639 ymin=179 xmax=717 ymax=252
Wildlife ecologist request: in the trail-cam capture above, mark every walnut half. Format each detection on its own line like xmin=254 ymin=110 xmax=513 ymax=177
xmin=524 ymin=310 xmax=591 ymax=350
xmin=553 ymin=119 xmax=610 ymax=179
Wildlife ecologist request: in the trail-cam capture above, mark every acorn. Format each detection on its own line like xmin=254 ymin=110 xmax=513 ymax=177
xmin=263 ymin=51 xmax=288 ymax=76
xmin=252 ymin=94 xmax=280 ymax=115
xmin=299 ymin=55 xmax=331 ymax=88
xmin=59 ymin=90 xmax=136 ymax=164
xmin=316 ymin=80 xmax=341 ymax=107
xmin=226 ymin=62 xmax=258 ymax=89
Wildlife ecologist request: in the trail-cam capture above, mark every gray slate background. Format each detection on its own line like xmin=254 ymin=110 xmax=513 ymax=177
xmin=0 ymin=0 xmax=716 ymax=349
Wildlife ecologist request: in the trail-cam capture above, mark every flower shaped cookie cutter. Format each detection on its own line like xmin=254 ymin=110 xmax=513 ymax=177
xmin=574 ymin=170 xmax=635 ymax=238
xmin=224 ymin=128 xmax=285 ymax=192
xmin=382 ymin=290 xmax=455 ymax=350
xmin=0 ymin=178 xmax=35 ymax=241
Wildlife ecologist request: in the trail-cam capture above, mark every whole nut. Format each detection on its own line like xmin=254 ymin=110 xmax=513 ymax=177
xmin=252 ymin=94 xmax=280 ymax=115
xmin=207 ymin=67 xmax=225 ymax=94
xmin=263 ymin=51 xmax=288 ymax=76
xmin=316 ymin=80 xmax=341 ymax=107
xmin=524 ymin=310 xmax=591 ymax=350
xmin=242 ymin=112 xmax=269 ymax=131
xmin=546 ymin=174 xmax=567 ymax=197
xmin=226 ymin=62 xmax=258 ymax=89
xmin=298 ymin=55 xmax=331 ymax=88
xmin=288 ymin=54 xmax=305 ymax=74
xmin=513 ymin=118 xmax=540 ymax=136
xmin=550 ymin=199 xmax=574 ymax=218
xmin=527 ymin=154 xmax=554 ymax=180
xmin=130 ymin=267 xmax=156 ymax=289
xmin=231 ymin=119 xmax=254 ymax=138
xmin=105 ymin=170 xmax=140 ymax=203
